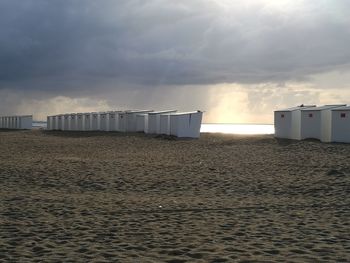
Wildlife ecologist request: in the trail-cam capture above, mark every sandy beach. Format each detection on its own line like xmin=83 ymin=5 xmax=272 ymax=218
xmin=0 ymin=129 xmax=349 ymax=262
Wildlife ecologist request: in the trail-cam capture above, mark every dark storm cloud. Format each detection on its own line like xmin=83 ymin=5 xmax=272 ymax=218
xmin=0 ymin=0 xmax=350 ymax=92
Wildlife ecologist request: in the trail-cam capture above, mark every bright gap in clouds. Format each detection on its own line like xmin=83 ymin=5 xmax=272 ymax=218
xmin=214 ymin=0 xmax=302 ymax=9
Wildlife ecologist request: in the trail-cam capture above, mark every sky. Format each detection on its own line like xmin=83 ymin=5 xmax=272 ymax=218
xmin=0 ymin=0 xmax=350 ymax=123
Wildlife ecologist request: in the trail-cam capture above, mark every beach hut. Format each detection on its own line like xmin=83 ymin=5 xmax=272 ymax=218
xmin=83 ymin=113 xmax=91 ymax=131
xmin=99 ymin=112 xmax=108 ymax=131
xmin=170 ymin=111 xmax=203 ymax=138
xmin=136 ymin=114 xmax=148 ymax=132
xmin=301 ymin=104 xmax=346 ymax=142
xmin=14 ymin=116 xmax=19 ymax=129
xmin=14 ymin=116 xmax=18 ymax=129
xmin=11 ymin=116 xmax=16 ymax=129
xmin=118 ymin=112 xmax=127 ymax=132
xmin=331 ymin=106 xmax=350 ymax=143
xmin=11 ymin=116 xmax=15 ymax=129
xmin=18 ymin=115 xmax=33 ymax=129
xmin=52 ymin=115 xmax=58 ymax=130
xmin=274 ymin=105 xmax=316 ymax=140
xmin=76 ymin=113 xmax=84 ymax=131
xmin=147 ymin=110 xmax=177 ymax=134
xmin=15 ymin=116 xmax=20 ymax=129
xmin=6 ymin=116 xmax=10 ymax=129
xmin=70 ymin=114 xmax=77 ymax=131
xmin=159 ymin=113 xmax=178 ymax=135
xmin=125 ymin=110 xmax=153 ymax=132
xmin=91 ymin=112 xmax=100 ymax=131
xmin=107 ymin=111 xmax=119 ymax=131
xmin=9 ymin=116 xmax=14 ymax=129
xmin=2 ymin=117 xmax=6 ymax=128
xmin=7 ymin=117 xmax=11 ymax=129
xmin=47 ymin=116 xmax=52 ymax=130
xmin=63 ymin=114 xmax=70 ymax=131
xmin=57 ymin=115 xmax=63 ymax=130
xmin=5 ymin=116 xmax=9 ymax=129
xmin=7 ymin=116 xmax=12 ymax=129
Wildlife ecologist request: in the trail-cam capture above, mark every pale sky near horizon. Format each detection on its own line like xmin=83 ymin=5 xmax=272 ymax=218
xmin=1 ymin=0 xmax=349 ymax=123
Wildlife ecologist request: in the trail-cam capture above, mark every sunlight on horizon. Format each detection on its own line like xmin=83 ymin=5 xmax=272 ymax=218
xmin=201 ymin=123 xmax=274 ymax=135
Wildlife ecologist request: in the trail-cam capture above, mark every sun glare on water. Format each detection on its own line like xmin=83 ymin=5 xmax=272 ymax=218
xmin=201 ymin=124 xmax=274 ymax=135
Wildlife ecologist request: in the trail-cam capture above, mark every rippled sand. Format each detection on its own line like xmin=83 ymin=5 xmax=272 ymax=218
xmin=0 ymin=130 xmax=349 ymax=262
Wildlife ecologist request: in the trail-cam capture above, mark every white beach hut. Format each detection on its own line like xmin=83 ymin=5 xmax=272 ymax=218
xmin=118 ymin=111 xmax=127 ymax=132
xmin=14 ymin=116 xmax=19 ymax=129
xmin=13 ymin=116 xmax=18 ymax=129
xmin=10 ymin=116 xmax=14 ymax=129
xmin=331 ymin=106 xmax=350 ymax=143
xmin=9 ymin=116 xmax=14 ymax=129
xmin=57 ymin=115 xmax=63 ymax=130
xmin=107 ymin=111 xmax=120 ymax=132
xmin=4 ymin=117 xmax=8 ymax=129
xmin=136 ymin=114 xmax=148 ymax=132
xmin=99 ymin=112 xmax=109 ymax=131
xmin=2 ymin=117 xmax=6 ymax=128
xmin=159 ymin=113 xmax=178 ymax=135
xmin=6 ymin=116 xmax=10 ymax=129
xmin=19 ymin=115 xmax=33 ymax=129
xmin=12 ymin=116 xmax=17 ymax=129
xmin=76 ymin=113 xmax=84 ymax=131
xmin=274 ymin=105 xmax=316 ymax=140
xmin=63 ymin=114 xmax=70 ymax=131
xmin=18 ymin=117 xmax=22 ymax=129
xmin=83 ymin=113 xmax=91 ymax=131
xmin=7 ymin=116 xmax=12 ymax=129
xmin=147 ymin=110 xmax=177 ymax=134
xmin=52 ymin=115 xmax=58 ymax=130
xmin=91 ymin=112 xmax=100 ymax=131
xmin=6 ymin=117 xmax=11 ymax=129
xmin=47 ymin=116 xmax=52 ymax=130
xmin=7 ymin=117 xmax=11 ymax=129
xmin=301 ymin=104 xmax=346 ymax=142
xmin=4 ymin=117 xmax=9 ymax=129
xmin=170 ymin=111 xmax=203 ymax=138
xmin=69 ymin=114 xmax=77 ymax=131
xmin=125 ymin=110 xmax=153 ymax=132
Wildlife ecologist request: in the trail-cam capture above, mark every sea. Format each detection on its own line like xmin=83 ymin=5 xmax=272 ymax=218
xmin=200 ymin=123 xmax=274 ymax=135
xmin=33 ymin=122 xmax=274 ymax=135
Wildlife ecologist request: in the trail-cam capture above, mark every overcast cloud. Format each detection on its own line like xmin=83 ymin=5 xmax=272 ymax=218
xmin=0 ymin=0 xmax=349 ymax=122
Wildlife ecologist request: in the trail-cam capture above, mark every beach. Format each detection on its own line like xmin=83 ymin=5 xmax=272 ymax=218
xmin=0 ymin=130 xmax=349 ymax=262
